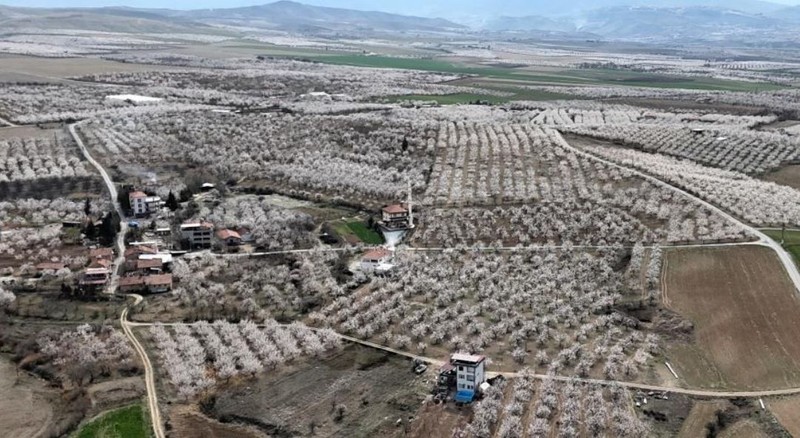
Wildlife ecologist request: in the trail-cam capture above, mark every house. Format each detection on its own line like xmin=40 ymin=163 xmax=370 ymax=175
xmin=136 ymin=259 xmax=163 ymax=274
xmin=125 ymin=244 xmax=158 ymax=260
xmin=36 ymin=262 xmax=66 ymax=273
xmin=360 ymin=248 xmax=394 ymax=273
xmin=89 ymin=247 xmax=114 ymax=261
xmin=451 ymin=353 xmax=487 ymax=403
xmin=130 ymin=191 xmax=163 ymax=217
xmin=130 ymin=191 xmax=148 ymax=216
xmin=80 ymin=268 xmax=110 ymax=287
xmin=235 ymin=227 xmax=255 ymax=243
xmin=89 ymin=258 xmax=112 ymax=270
xmin=379 ymin=202 xmax=415 ymax=231
xmin=145 ymin=274 xmax=173 ymax=293
xmin=118 ymin=274 xmax=172 ymax=293
xmin=216 ymin=229 xmax=242 ymax=247
xmin=118 ymin=275 xmax=145 ymax=293
xmin=180 ymin=222 xmax=214 ymax=249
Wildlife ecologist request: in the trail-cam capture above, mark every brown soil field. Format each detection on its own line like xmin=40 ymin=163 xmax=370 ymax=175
xmin=0 ymin=55 xmax=185 ymax=82
xmin=678 ymin=400 xmax=730 ymax=438
xmin=763 ymin=165 xmax=800 ymax=191
xmin=0 ymin=356 xmax=55 ymax=438
xmin=407 ymin=403 xmax=470 ymax=438
xmin=170 ymin=405 xmax=265 ymax=438
xmin=719 ymin=419 xmax=770 ymax=438
xmin=663 ymin=246 xmax=800 ymax=390
xmin=769 ymin=396 xmax=800 ymax=436
xmin=0 ymin=125 xmax=59 ymax=140
xmin=207 ymin=345 xmax=429 ymax=438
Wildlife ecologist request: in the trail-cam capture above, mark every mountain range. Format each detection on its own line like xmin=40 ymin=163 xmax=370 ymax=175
xmin=2 ymin=0 xmax=800 ymax=42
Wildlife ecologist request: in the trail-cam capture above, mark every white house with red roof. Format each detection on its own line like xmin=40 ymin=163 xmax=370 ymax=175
xmin=360 ymin=247 xmax=394 ymax=274
xmin=130 ymin=190 xmax=163 ymax=217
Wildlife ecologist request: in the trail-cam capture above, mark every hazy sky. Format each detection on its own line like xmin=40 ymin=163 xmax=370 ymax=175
xmin=2 ymin=0 xmax=800 ymax=8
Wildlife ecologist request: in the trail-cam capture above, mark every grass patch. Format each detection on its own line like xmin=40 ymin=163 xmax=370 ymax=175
xmin=330 ymin=220 xmax=384 ymax=244
xmin=762 ymin=229 xmax=800 ymax=266
xmin=385 ymin=93 xmax=509 ymax=105
xmin=345 ymin=221 xmax=383 ymax=244
xmin=73 ymin=404 xmax=150 ymax=438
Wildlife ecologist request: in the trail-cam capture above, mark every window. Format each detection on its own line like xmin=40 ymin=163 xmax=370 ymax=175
xmin=458 ymin=383 xmax=464 ymax=389
xmin=467 ymin=375 xmax=475 ymax=382
xmin=467 ymin=385 xmax=473 ymax=390
xmin=458 ymin=366 xmax=464 ymax=371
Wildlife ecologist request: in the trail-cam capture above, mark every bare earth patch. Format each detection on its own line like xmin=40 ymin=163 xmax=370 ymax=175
xmin=663 ymin=246 xmax=800 ymax=390
xmin=769 ymin=396 xmax=800 ymax=436
xmin=678 ymin=400 xmax=729 ymax=438
xmin=0 ymin=356 xmax=55 ymax=438
xmin=763 ymin=164 xmax=800 ymax=191
xmin=169 ymin=405 xmax=265 ymax=438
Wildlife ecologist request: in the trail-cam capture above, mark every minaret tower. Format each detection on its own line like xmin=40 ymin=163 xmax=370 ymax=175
xmin=407 ymin=179 xmax=415 ymax=229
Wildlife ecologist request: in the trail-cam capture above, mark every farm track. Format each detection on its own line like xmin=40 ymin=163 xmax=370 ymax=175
xmin=126 ymin=319 xmax=800 ymax=399
xmin=69 ymin=123 xmax=165 ymax=438
xmin=554 ymin=129 xmax=800 ymax=294
xmin=0 ymin=115 xmax=16 ymax=127
xmin=56 ymin=117 xmax=800 ymax=431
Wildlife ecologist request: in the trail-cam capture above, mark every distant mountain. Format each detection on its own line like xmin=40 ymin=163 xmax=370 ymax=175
xmin=579 ymin=6 xmax=781 ymax=40
xmin=293 ymin=0 xmax=787 ymax=22
xmin=0 ymin=5 xmax=219 ymax=34
xmin=169 ymin=1 xmax=466 ymax=33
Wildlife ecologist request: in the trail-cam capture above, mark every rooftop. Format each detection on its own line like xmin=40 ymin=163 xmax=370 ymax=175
xmin=451 ymin=353 xmax=486 ymax=365
xmin=216 ymin=229 xmax=242 ymax=240
xmin=382 ymin=204 xmax=407 ymax=214
xmin=181 ymin=222 xmax=214 ymax=230
xmin=130 ymin=191 xmax=147 ymax=199
xmin=363 ymin=248 xmax=392 ymax=260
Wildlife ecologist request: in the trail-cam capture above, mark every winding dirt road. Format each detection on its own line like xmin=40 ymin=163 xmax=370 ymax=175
xmin=69 ymin=123 xmax=165 ymax=438
xmin=552 ymin=129 xmax=800 ymax=293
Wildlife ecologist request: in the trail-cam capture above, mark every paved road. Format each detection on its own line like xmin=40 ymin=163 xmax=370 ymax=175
xmin=69 ymin=123 xmax=165 ymax=438
xmin=552 ymin=129 xmax=800 ymax=293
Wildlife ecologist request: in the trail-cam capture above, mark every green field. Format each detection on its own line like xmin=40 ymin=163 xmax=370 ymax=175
xmin=332 ymin=220 xmax=384 ymax=244
xmin=762 ymin=229 xmax=800 ymax=266
xmin=259 ymin=50 xmax=784 ymax=92
xmin=73 ymin=404 xmax=150 ymax=438
xmin=386 ymin=87 xmax=579 ymax=105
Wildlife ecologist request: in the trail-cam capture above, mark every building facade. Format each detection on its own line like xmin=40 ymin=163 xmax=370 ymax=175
xmin=452 ymin=353 xmax=486 ymax=402
xmin=180 ymin=222 xmax=214 ymax=248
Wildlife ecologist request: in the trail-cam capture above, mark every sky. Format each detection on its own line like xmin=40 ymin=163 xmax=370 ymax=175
xmin=1 ymin=0 xmax=800 ymax=9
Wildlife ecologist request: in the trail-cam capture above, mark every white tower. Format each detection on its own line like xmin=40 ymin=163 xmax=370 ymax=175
xmin=407 ymin=179 xmax=415 ymax=229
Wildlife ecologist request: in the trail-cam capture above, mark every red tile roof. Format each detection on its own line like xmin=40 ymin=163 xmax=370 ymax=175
xmin=89 ymin=247 xmax=114 ymax=259
xmin=382 ymin=204 xmax=407 ymax=214
xmin=129 ymin=191 xmax=147 ymax=199
xmin=145 ymin=274 xmax=172 ymax=286
xmin=136 ymin=259 xmax=163 ymax=270
xmin=89 ymin=259 xmax=112 ymax=269
xmin=363 ymin=248 xmax=392 ymax=261
xmin=36 ymin=262 xmax=65 ymax=271
xmin=216 ymin=229 xmax=242 ymax=240
xmin=119 ymin=276 xmax=145 ymax=287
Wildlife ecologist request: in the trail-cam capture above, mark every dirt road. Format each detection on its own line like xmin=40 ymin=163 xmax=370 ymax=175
xmin=69 ymin=123 xmax=165 ymax=438
xmin=554 ymin=129 xmax=800 ymax=294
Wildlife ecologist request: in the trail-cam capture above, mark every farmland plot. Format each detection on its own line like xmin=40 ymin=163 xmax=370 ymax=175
xmin=418 ymin=124 xmax=749 ymax=246
xmin=148 ymin=320 xmax=341 ymax=399
xmin=312 ymin=250 xmax=660 ymax=375
xmin=575 ymin=138 xmax=800 ymax=227
xmin=465 ymin=373 xmax=649 ymax=437
xmin=78 ymin=111 xmax=438 ymax=205
xmin=563 ymin=123 xmax=800 ymax=175
xmin=663 ymin=246 xmax=800 ymax=390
